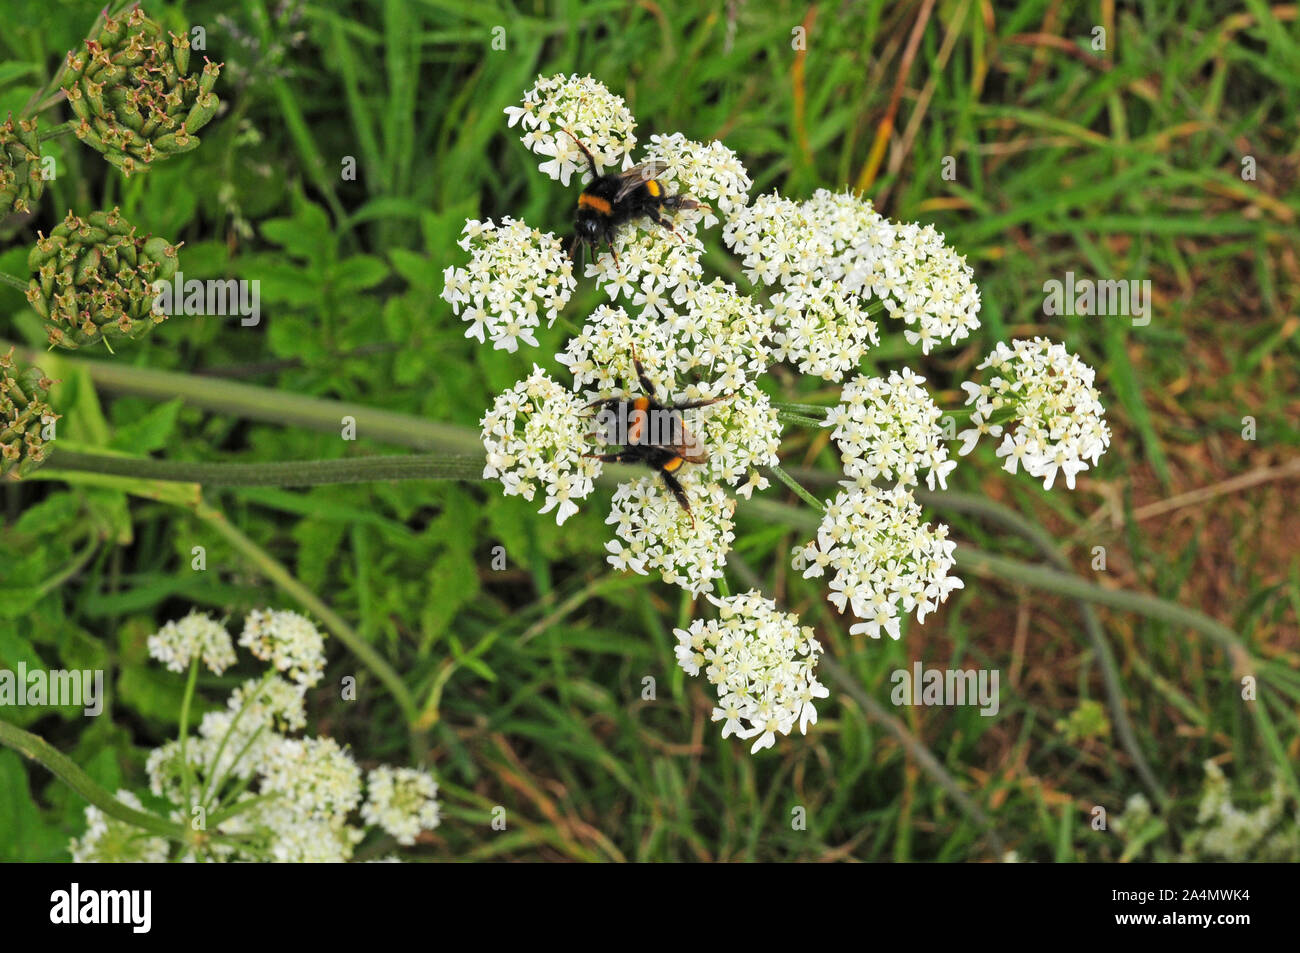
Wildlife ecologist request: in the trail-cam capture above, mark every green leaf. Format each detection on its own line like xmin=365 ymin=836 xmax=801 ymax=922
xmin=330 ymin=254 xmax=390 ymax=293
xmin=0 ymin=750 xmax=67 ymax=861
xmin=109 ymin=398 xmax=184 ymax=453
xmin=260 ymin=199 xmax=335 ymax=268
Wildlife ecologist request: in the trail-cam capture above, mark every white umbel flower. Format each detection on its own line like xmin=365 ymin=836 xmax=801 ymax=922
xmin=956 ymin=337 xmax=1111 ymax=490
xmin=362 ymin=766 xmax=442 ymax=846
xmin=674 ymin=590 xmax=827 ymax=753
xmin=827 ymin=369 xmax=956 ymax=490
xmin=723 ymin=192 xmax=835 ymax=290
xmin=769 ymin=285 xmax=878 ymax=381
xmin=695 ymin=380 xmax=781 ymax=498
xmin=227 ymin=675 xmax=307 ymax=733
xmin=606 ymin=475 xmax=735 ymax=595
xmin=69 ymin=791 xmax=170 ymax=863
xmin=841 ymin=217 xmax=982 ymax=355
xmin=639 ymin=132 xmax=752 ymax=228
xmin=258 ymin=736 xmax=363 ymax=822
xmin=441 ymin=217 xmax=576 ymax=352
xmin=239 ymin=609 xmax=327 ymax=687
xmin=794 ymin=481 xmax=962 ymax=638
xmin=147 ymin=610 xmax=236 ymax=675
xmin=481 ymin=366 xmax=602 ymax=525
xmin=583 ymin=227 xmax=705 ymax=314
xmin=506 ymin=73 xmax=637 ymax=184
xmin=558 ymin=292 xmax=769 ymax=404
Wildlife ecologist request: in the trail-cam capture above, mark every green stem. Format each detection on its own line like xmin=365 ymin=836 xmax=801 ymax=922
xmin=777 ymin=410 xmax=828 ymax=428
xmin=742 ymin=495 xmax=1248 ymax=655
xmin=49 ymin=449 xmax=487 ymax=486
xmin=36 ymin=120 xmax=75 ymax=143
xmin=818 ymin=655 xmax=1007 ymax=856
xmin=772 ymin=402 xmax=830 ymax=416
xmin=0 ymin=718 xmax=230 ymax=848
xmin=768 ymin=463 xmax=826 ymax=512
xmin=9 ymin=344 xmax=480 ymax=454
xmin=200 ymin=669 xmax=274 ymax=808
xmin=177 ymin=656 xmax=201 ymax=809
xmin=911 ymin=487 xmax=1169 ymax=808
xmin=36 ymin=534 xmax=99 ymax=596
xmin=206 ymin=791 xmax=281 ymax=829
xmin=0 ymin=272 xmax=29 ymax=292
xmin=190 ymin=499 xmax=423 ymax=740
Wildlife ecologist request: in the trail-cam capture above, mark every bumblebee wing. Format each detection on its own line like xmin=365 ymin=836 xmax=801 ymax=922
xmin=665 ymin=422 xmax=709 ymax=464
xmin=613 ymin=161 xmax=670 ymax=202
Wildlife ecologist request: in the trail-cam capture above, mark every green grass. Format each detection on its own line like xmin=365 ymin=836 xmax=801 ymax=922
xmin=1 ymin=0 xmax=1298 ymax=862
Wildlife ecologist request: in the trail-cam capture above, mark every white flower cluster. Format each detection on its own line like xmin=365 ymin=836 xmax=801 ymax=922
xmin=559 ymin=294 xmax=769 ymax=401
xmin=674 ymin=591 xmax=827 ymax=753
xmin=227 ymin=675 xmax=307 ymax=732
xmin=725 ymin=191 xmax=882 ymax=381
xmin=724 ymin=192 xmax=835 ymax=289
xmin=361 ymin=766 xmax=442 ymax=846
xmin=769 ymin=287 xmax=878 ymax=381
xmin=639 ymin=132 xmax=752 ymax=228
xmin=695 ymin=380 xmax=780 ymax=498
xmin=1116 ymin=764 xmax=1300 ymax=862
xmin=480 ymin=366 xmax=603 ymax=525
xmin=78 ymin=609 xmax=445 ymax=864
xmin=69 ymin=790 xmax=171 ymax=863
xmin=584 ymin=226 xmax=705 ymax=314
xmin=669 ymin=279 xmax=772 ymax=390
xmin=505 ymin=73 xmax=637 ymax=183
xmin=826 ymin=369 xmax=956 ymax=490
xmin=147 ymin=610 xmax=236 ymax=675
xmin=441 ymin=217 xmax=576 ymax=352
xmin=794 ymin=481 xmax=962 ymax=639
xmin=258 ymin=736 xmax=363 ymax=821
xmin=239 ymin=609 xmax=326 ymax=687
xmin=1187 ymin=761 xmax=1298 ymax=862
xmin=605 ymin=476 xmax=735 ymax=595
xmin=957 ymin=337 xmax=1111 ymax=490
xmin=841 ymin=218 xmax=982 ymax=355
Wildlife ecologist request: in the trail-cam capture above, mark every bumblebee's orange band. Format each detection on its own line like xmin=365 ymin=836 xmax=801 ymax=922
xmin=662 ymin=456 xmax=684 ymax=472
xmin=645 ymin=180 xmax=661 ymax=198
xmin=578 ymin=194 xmax=612 ymax=215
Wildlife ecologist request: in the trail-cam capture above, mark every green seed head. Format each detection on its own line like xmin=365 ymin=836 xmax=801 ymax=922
xmin=0 ymin=347 xmax=57 ymax=480
xmin=61 ymin=7 xmax=223 ymax=176
xmin=0 ymin=114 xmax=45 ymax=216
xmin=26 ymin=208 xmax=182 ymax=350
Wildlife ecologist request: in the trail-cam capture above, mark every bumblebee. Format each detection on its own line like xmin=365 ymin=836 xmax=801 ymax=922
xmin=562 ymin=128 xmax=709 ymax=264
xmin=584 ymin=348 xmax=729 ymax=520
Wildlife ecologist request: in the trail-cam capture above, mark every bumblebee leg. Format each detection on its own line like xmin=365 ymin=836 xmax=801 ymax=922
xmin=584 ymin=450 xmax=636 ymax=464
xmin=559 ymin=127 xmax=600 ymax=178
xmin=661 ymin=195 xmax=710 ymax=214
xmin=647 ymin=209 xmax=684 ymax=243
xmin=659 ymin=469 xmax=695 ymax=528
xmin=629 ymin=343 xmax=658 ymax=399
xmin=670 ymin=394 xmax=734 ymax=411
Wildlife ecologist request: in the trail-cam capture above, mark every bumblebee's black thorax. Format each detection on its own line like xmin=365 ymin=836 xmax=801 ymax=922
xmin=576 ymin=174 xmax=665 ymax=227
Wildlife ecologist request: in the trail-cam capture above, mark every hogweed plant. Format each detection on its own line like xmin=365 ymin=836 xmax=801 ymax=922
xmin=450 ymin=74 xmax=1110 ymax=752
xmin=1 ymin=56 xmax=1268 ymax=860
xmin=71 ymin=609 xmax=441 ymax=863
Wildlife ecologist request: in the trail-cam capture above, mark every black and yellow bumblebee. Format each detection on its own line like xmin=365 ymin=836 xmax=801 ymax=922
xmin=584 ymin=348 xmax=729 ymax=521
xmin=561 ymin=128 xmax=709 ymax=264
